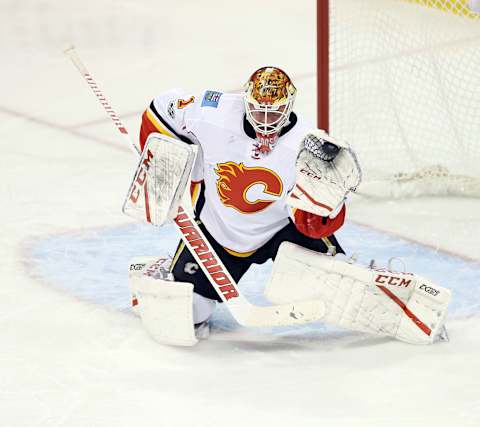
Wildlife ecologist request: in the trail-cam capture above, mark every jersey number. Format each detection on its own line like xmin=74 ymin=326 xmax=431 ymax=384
xmin=177 ymin=96 xmax=195 ymax=109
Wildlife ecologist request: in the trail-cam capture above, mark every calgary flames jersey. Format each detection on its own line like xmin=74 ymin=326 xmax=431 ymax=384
xmin=139 ymin=88 xmax=343 ymax=254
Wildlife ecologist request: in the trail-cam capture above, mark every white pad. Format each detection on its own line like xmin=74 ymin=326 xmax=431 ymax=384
xmin=265 ymin=242 xmax=451 ymax=345
xmin=129 ymin=257 xmax=198 ymax=346
xmin=128 ymin=256 xmax=170 ymax=315
xmin=288 ymin=129 xmax=361 ymax=217
xmin=123 ymin=133 xmax=197 ymax=226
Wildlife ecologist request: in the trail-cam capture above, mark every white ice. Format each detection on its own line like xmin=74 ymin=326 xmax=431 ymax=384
xmin=1 ymin=1 xmax=480 ymax=426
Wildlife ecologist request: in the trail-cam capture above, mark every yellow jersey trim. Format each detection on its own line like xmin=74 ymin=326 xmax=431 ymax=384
xmin=223 ymin=246 xmax=257 ymax=258
xmin=170 ymin=241 xmax=186 ymax=271
xmin=146 ymin=109 xmax=175 ymax=137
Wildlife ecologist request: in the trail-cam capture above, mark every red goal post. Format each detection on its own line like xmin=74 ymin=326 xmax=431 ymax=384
xmin=317 ymin=0 xmax=480 ymax=197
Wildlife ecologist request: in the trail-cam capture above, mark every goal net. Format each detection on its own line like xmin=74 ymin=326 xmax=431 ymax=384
xmin=318 ymin=0 xmax=480 ymax=197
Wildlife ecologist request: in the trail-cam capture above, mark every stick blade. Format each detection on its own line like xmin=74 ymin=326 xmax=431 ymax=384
xmin=243 ymin=300 xmax=325 ymax=327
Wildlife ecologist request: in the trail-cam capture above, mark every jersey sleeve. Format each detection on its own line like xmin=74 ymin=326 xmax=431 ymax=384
xmin=139 ymin=88 xmax=204 ymax=182
xmin=292 ymin=205 xmax=346 ymax=239
xmin=139 ymin=88 xmax=200 ymax=151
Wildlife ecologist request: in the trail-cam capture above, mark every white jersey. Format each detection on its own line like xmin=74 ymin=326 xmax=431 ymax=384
xmin=142 ymin=88 xmax=313 ymax=254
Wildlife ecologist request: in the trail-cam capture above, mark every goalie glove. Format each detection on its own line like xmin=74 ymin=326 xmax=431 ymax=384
xmin=288 ymin=129 xmax=362 ymax=217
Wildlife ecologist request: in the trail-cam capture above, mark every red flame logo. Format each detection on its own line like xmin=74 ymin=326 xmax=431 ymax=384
xmin=215 ymin=162 xmax=283 ymax=213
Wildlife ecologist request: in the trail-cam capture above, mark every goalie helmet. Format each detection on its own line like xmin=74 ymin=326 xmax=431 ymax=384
xmin=244 ymin=66 xmax=297 ymax=158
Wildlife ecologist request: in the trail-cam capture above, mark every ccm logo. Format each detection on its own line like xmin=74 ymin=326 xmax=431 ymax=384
xmin=300 ymin=167 xmax=337 ymax=185
xmin=420 ymin=284 xmax=440 ymax=296
xmin=130 ymin=263 xmax=146 ymax=271
xmin=375 ymin=274 xmax=411 ymax=287
xmin=129 ymin=149 xmax=154 ymax=203
xmin=300 ymin=168 xmax=322 ymax=181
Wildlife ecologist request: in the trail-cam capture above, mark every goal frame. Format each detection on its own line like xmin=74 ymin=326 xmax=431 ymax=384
xmin=317 ymin=0 xmax=330 ymax=131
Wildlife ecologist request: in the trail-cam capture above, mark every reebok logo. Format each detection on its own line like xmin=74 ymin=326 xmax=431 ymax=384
xmin=420 ymin=284 xmax=440 ymax=296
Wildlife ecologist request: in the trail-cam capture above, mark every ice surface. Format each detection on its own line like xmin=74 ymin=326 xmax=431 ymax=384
xmin=1 ymin=1 xmax=479 ymax=426
xmin=28 ymin=221 xmax=480 ymax=319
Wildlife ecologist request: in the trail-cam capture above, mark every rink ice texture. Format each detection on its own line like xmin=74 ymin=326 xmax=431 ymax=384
xmin=28 ymin=221 xmax=480 ymax=329
xmin=1 ymin=1 xmax=479 ymax=426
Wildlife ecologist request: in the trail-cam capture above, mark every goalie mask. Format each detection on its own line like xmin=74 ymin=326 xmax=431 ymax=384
xmin=244 ymin=66 xmax=297 ymax=158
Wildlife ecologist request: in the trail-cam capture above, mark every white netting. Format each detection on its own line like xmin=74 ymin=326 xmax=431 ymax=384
xmin=329 ymin=0 xmax=480 ymax=197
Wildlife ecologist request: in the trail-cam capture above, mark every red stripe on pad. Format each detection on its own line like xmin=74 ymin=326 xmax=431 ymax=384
xmin=377 ymin=285 xmax=431 ymax=336
xmin=144 ymin=181 xmax=152 ymax=223
xmin=295 ymin=184 xmax=332 ymax=212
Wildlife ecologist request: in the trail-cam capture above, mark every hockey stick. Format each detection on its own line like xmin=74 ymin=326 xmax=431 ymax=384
xmin=64 ymin=45 xmax=325 ymax=327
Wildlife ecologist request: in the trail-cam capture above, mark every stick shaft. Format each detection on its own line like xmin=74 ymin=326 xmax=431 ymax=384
xmin=64 ymin=45 xmax=140 ymax=157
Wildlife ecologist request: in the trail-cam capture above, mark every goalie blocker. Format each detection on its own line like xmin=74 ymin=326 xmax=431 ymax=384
xmin=122 ymin=133 xmax=196 ymax=226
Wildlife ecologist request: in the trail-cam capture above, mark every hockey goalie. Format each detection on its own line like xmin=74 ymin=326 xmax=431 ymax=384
xmin=124 ymin=66 xmax=451 ymax=346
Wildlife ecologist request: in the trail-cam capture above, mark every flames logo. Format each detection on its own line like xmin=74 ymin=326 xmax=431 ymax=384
xmin=215 ymin=162 xmax=283 ymax=214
